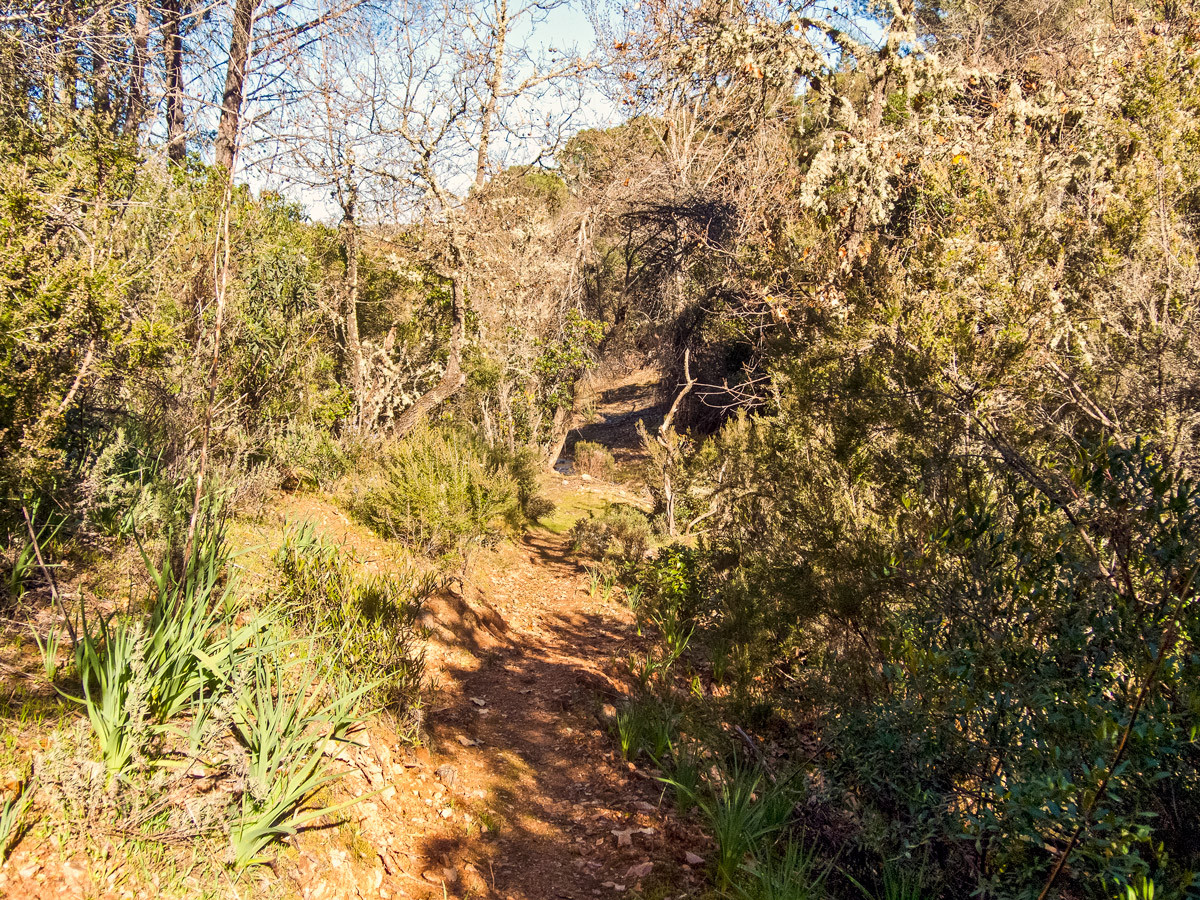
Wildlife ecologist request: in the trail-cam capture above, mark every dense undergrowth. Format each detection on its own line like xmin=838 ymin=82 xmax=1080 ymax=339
xmin=26 ymin=506 xmax=379 ymax=871
xmin=274 ymin=522 xmax=436 ymax=732
xmin=600 ymin=442 xmax=1200 ymax=900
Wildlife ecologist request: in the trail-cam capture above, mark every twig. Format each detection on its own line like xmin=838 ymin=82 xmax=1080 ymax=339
xmin=57 ymin=338 xmax=96 ymax=415
xmin=654 ymin=349 xmax=695 ymax=536
xmin=659 ymin=349 xmax=695 ymax=435
xmin=21 ymin=505 xmax=77 ymax=648
xmin=734 ymin=725 xmax=778 ymax=784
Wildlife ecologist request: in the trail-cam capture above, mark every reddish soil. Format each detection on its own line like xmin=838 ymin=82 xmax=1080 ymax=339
xmin=283 ymin=523 xmax=705 ymax=900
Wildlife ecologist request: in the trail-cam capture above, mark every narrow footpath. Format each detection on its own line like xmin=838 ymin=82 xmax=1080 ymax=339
xmin=285 ymin=367 xmax=698 ymax=899
xmin=295 ymin=527 xmax=702 ymax=900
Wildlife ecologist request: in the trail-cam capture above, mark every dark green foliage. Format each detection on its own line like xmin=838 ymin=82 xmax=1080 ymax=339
xmin=667 ymin=436 xmax=1200 ymax=897
xmin=0 ymin=130 xmax=354 ymax=537
xmin=614 ymin=19 xmax=1200 ymax=893
xmin=633 ymin=545 xmax=705 ymax=666
xmin=534 ymin=311 xmax=604 ymax=411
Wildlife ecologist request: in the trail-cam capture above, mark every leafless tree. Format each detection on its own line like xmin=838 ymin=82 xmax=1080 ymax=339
xmin=250 ymin=0 xmax=603 ymax=436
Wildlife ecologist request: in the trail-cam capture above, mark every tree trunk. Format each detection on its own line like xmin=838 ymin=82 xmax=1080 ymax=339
xmin=56 ymin=0 xmax=78 ymax=112
xmin=340 ymin=192 xmax=366 ymax=426
xmin=392 ymin=273 xmax=467 ymax=437
xmin=214 ymin=0 xmax=260 ymax=171
xmin=543 ymin=374 xmax=591 ymax=470
xmin=124 ymin=0 xmax=150 ymax=136
xmin=91 ymin=5 xmax=112 ymax=122
xmin=163 ymin=0 xmax=185 ymax=162
xmin=474 ymin=0 xmax=508 ymax=188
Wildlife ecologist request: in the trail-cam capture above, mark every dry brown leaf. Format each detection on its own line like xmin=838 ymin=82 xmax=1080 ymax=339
xmin=626 ymin=861 xmax=653 ymax=879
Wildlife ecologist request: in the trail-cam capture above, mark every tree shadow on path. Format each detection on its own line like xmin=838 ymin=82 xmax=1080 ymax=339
xmin=408 ymin=531 xmax=700 ymax=899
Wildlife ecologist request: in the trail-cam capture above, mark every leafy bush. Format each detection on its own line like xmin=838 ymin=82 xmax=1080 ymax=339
xmin=343 ymin=427 xmax=519 ymax=557
xmin=524 ymin=495 xmax=557 ymax=522
xmin=0 ymin=137 xmax=350 ymax=534
xmin=570 ymin=505 xmax=651 ymax=568
xmin=670 ymin=437 xmax=1200 ymax=896
xmin=488 ymin=444 xmax=556 ymax=522
xmin=573 ymin=440 xmax=616 ymax=480
xmin=274 ymin=523 xmax=434 ymax=722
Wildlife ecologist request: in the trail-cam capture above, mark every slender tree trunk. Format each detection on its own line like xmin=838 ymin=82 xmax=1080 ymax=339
xmin=124 ymin=0 xmax=150 ymax=136
xmin=214 ymin=0 xmax=260 ymax=171
xmin=474 ymin=0 xmax=508 ymax=188
xmin=163 ymin=0 xmax=185 ymax=161
xmin=57 ymin=0 xmax=78 ymax=112
xmin=91 ymin=4 xmax=112 ymax=122
xmin=392 ymin=273 xmax=467 ymax=437
xmin=340 ymin=189 xmax=366 ymax=426
xmin=182 ymin=173 xmax=236 ymax=569
xmin=543 ymin=376 xmax=591 ymax=470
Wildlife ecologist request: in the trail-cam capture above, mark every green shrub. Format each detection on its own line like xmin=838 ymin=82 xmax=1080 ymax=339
xmin=343 ymin=427 xmax=519 ymax=557
xmin=664 ymin=760 xmax=795 ymax=890
xmin=77 ymin=435 xmax=193 ymax=542
xmin=229 ymin=649 xmax=365 ymax=868
xmin=269 ymin=423 xmax=355 ymax=491
xmin=69 ymin=514 xmax=253 ymax=782
xmin=488 ymin=444 xmax=556 ymax=522
xmin=570 ymin=505 xmax=651 ymax=568
xmin=740 ymin=839 xmax=828 ymax=900
xmin=0 ymin=767 xmax=33 ymax=861
xmin=634 ymin=544 xmax=705 ymax=664
xmin=573 ymin=440 xmax=616 ymax=480
xmin=674 ymin=435 xmax=1200 ymax=896
xmin=524 ymin=494 xmax=557 ymax=521
xmin=274 ymin=523 xmax=434 ymax=723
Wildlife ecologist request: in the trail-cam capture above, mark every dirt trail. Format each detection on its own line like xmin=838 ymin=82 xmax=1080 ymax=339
xmin=253 ymin=366 xmax=683 ymax=899
xmin=561 ymin=368 xmax=665 ymax=472
xmin=289 ymin=370 xmax=693 ymax=899
xmin=299 ymin=521 xmax=700 ymax=900
xmin=0 ymin=370 xmax=694 ymax=900
xmin=425 ymin=536 xmax=686 ymax=897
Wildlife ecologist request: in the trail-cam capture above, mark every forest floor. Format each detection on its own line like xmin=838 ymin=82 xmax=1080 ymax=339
xmin=0 ymin=369 xmax=714 ymax=899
